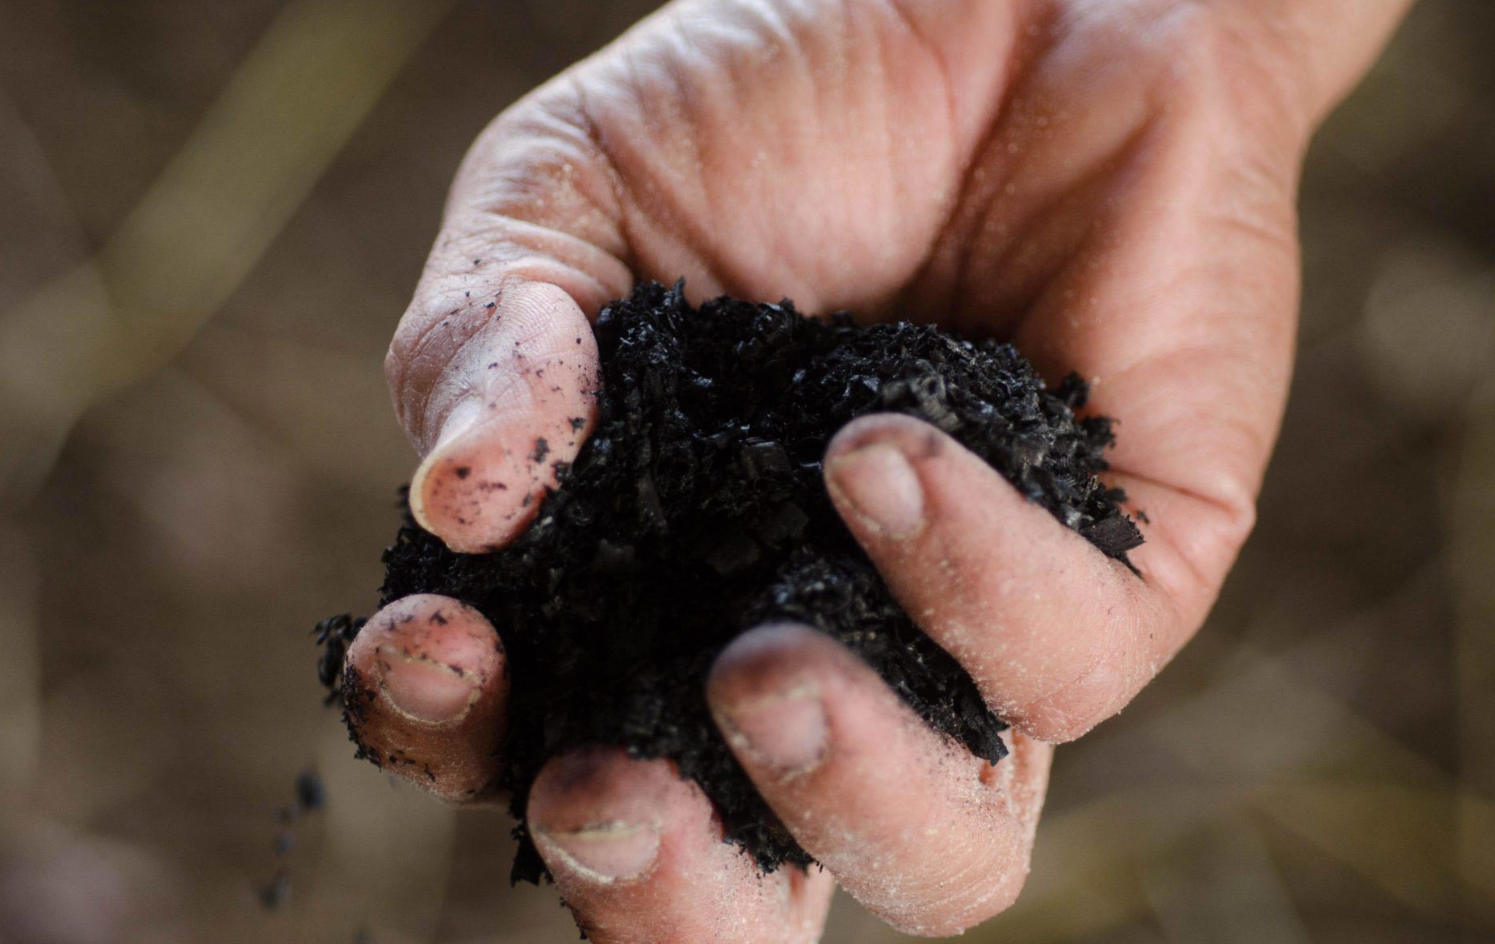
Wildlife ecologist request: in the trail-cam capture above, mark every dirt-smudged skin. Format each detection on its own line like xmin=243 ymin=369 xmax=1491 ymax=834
xmin=335 ymin=595 xmax=511 ymax=802
xmin=325 ymin=280 xmax=1140 ymax=882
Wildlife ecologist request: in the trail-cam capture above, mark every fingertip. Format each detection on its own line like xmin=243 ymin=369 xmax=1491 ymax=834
xmin=709 ymin=625 xmax=861 ymax=731
xmin=713 ymin=626 xmax=910 ymax=756
xmin=528 ymin=748 xmax=678 ymax=886
xmin=408 ymin=420 xmax=548 ymax=554
xmin=342 ymin=594 xmax=508 ymax=802
xmin=823 ymin=411 xmax=1155 ymax=743
xmin=707 ymin=623 xmax=830 ymax=707
xmin=825 ymin=412 xmax=946 ymax=466
xmin=346 ymin=594 xmax=505 ymax=720
xmin=823 ymin=415 xmax=957 ymax=545
xmin=527 ymin=746 xmax=827 ymax=942
xmin=710 ymin=624 xmax=1039 ymax=936
xmin=529 ymin=748 xmax=684 ymax=838
xmin=404 ymin=281 xmax=600 ymax=554
xmin=709 ymin=626 xmax=863 ymax=783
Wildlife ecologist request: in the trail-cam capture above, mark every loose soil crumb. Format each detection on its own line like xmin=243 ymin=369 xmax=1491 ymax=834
xmin=324 ymin=281 xmax=1140 ymax=882
xmin=256 ymin=768 xmax=325 ymax=910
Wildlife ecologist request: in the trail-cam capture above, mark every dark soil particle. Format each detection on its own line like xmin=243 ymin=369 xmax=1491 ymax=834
xmin=327 ymin=281 xmax=1140 ymax=883
xmin=258 ymin=869 xmax=290 ymax=909
xmin=295 ymin=769 xmax=326 ymax=812
xmin=256 ymin=767 xmax=328 ymax=909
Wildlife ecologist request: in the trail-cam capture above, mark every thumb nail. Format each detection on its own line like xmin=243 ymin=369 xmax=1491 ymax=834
xmin=407 ymin=400 xmax=529 ymax=553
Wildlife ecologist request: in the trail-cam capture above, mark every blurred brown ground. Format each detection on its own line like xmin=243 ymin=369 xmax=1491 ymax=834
xmin=0 ymin=1 xmax=1492 ymax=942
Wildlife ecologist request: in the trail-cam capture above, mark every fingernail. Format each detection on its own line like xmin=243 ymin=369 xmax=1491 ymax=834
xmin=408 ymin=399 xmax=487 ymax=530
xmin=375 ymin=650 xmax=480 ymax=724
xmin=717 ymin=685 xmax=828 ymax=778
xmin=534 ymin=820 xmax=661 ymax=884
xmin=826 ymin=442 xmax=925 ymax=539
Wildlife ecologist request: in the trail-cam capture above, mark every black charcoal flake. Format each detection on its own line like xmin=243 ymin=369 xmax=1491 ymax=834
xmin=314 ymin=615 xmax=365 ymax=705
xmin=258 ymin=767 xmax=330 ymax=914
xmin=326 ymin=281 xmax=1140 ymax=883
xmin=258 ymin=869 xmax=291 ymax=910
xmin=295 ymin=770 xmax=326 ymax=812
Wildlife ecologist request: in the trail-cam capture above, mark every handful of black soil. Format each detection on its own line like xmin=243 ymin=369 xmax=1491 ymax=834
xmin=325 ymin=281 xmax=1140 ymax=883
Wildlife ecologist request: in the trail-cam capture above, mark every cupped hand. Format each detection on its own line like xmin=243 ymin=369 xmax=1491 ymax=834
xmin=344 ymin=0 xmax=1411 ymax=939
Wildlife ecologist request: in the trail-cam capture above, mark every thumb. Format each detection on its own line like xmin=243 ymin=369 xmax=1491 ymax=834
xmin=398 ymin=280 xmax=598 ymax=553
xmin=384 ymin=86 xmax=629 ymax=553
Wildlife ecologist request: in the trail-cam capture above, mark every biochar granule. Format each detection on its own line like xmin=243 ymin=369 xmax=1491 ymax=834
xmin=325 ymin=281 xmax=1141 ymax=882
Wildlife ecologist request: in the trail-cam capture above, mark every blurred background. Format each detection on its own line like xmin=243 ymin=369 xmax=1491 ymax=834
xmin=1 ymin=0 xmax=1492 ymax=941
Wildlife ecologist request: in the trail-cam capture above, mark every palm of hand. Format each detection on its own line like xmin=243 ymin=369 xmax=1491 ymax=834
xmin=364 ymin=1 xmax=1306 ymax=941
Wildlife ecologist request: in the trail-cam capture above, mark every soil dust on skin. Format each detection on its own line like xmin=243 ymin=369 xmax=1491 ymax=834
xmin=321 ymin=280 xmax=1141 ymax=883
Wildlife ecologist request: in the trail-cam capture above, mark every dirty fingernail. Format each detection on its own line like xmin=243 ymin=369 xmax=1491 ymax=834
xmin=376 ymin=652 xmax=480 ymax=724
xmin=534 ymin=821 xmax=661 ymax=884
xmin=718 ymin=686 xmax=828 ymax=777
xmin=409 ymin=399 xmax=488 ymax=529
xmin=826 ymin=442 xmax=925 ymax=539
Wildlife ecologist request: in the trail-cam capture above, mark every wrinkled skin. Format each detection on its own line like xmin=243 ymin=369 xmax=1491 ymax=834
xmin=345 ymin=0 xmax=1413 ymax=939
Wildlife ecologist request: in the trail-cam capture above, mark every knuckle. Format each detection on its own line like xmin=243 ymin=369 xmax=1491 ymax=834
xmin=1069 ymin=1 xmax=1309 ymax=161
xmin=1144 ymin=2 xmax=1311 ymax=150
xmin=1016 ymin=646 xmax=1141 ymax=743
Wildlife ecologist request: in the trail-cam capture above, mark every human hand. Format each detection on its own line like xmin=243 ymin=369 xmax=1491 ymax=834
xmin=344 ymin=0 xmax=1414 ymax=939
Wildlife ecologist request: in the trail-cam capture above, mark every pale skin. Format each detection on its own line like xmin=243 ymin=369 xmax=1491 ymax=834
xmin=343 ymin=0 xmax=1417 ymax=939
